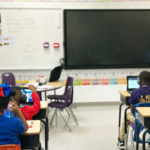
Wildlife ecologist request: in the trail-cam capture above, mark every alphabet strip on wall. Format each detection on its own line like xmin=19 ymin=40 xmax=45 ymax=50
xmin=0 ymin=72 xmax=135 ymax=86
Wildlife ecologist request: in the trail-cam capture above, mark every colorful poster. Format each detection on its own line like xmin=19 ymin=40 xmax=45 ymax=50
xmin=100 ymin=73 xmax=109 ymax=85
xmin=73 ymin=74 xmax=82 ymax=85
xmin=82 ymin=74 xmax=91 ymax=85
xmin=91 ymin=73 xmax=99 ymax=85
xmin=16 ymin=75 xmax=26 ymax=87
xmin=3 ymin=36 xmax=17 ymax=47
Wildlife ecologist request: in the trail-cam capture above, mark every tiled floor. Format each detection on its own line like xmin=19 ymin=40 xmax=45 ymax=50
xmin=40 ymin=104 xmax=149 ymax=150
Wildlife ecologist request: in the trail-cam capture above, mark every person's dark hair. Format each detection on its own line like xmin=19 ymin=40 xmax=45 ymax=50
xmin=0 ymin=96 xmax=11 ymax=111
xmin=11 ymin=87 xmax=21 ymax=105
xmin=139 ymin=71 xmax=150 ymax=84
xmin=0 ymin=90 xmax=16 ymax=111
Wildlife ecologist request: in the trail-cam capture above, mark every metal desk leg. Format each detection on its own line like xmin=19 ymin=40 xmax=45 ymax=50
xmin=118 ymin=103 xmax=124 ymax=138
xmin=125 ymin=106 xmax=130 ymax=150
xmin=41 ymin=120 xmax=48 ymax=150
xmin=37 ymin=92 xmax=42 ymax=101
xmin=143 ymin=129 xmax=150 ymax=150
xmin=46 ymin=116 xmax=49 ymax=141
xmin=44 ymin=91 xmax=47 ymax=101
xmin=136 ymin=123 xmax=141 ymax=150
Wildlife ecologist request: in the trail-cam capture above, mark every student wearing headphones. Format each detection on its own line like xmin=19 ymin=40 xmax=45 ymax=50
xmin=12 ymin=85 xmax=40 ymax=120
xmin=117 ymin=71 xmax=150 ymax=149
xmin=0 ymin=83 xmax=28 ymax=146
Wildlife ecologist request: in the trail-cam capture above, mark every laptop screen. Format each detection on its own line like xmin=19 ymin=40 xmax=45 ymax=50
xmin=22 ymin=89 xmax=33 ymax=103
xmin=127 ymin=77 xmax=139 ymax=90
xmin=4 ymin=110 xmax=15 ymax=118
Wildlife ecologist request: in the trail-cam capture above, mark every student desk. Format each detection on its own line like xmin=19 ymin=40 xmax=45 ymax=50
xmin=32 ymin=101 xmax=48 ymax=150
xmin=119 ymin=91 xmax=131 ymax=150
xmin=19 ymin=120 xmax=41 ymax=149
xmin=136 ymin=107 xmax=150 ymax=150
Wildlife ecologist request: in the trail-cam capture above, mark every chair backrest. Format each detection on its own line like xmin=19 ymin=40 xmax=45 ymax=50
xmin=63 ymin=76 xmax=74 ymax=106
xmin=49 ymin=66 xmax=62 ymax=82
xmin=133 ymin=102 xmax=150 ymax=143
xmin=0 ymin=144 xmax=21 ymax=150
xmin=2 ymin=72 xmax=16 ymax=86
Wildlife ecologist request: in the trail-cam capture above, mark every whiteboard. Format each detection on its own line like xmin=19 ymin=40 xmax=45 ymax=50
xmin=0 ymin=8 xmax=63 ymax=70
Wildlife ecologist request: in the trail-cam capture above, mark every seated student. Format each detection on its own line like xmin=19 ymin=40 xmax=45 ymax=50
xmin=12 ymin=85 xmax=40 ymax=120
xmin=117 ymin=71 xmax=150 ymax=149
xmin=0 ymin=83 xmax=28 ymax=146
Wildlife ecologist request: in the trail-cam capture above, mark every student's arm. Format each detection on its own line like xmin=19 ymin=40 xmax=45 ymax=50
xmin=130 ymin=104 xmax=134 ymax=114
xmin=10 ymin=101 xmax=28 ymax=132
xmin=25 ymin=85 xmax=40 ymax=116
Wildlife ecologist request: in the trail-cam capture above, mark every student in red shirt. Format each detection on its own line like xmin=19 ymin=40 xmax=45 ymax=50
xmin=12 ymin=85 xmax=40 ymax=120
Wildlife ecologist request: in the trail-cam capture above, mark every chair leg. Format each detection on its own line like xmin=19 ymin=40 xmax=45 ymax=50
xmin=58 ymin=109 xmax=71 ymax=132
xmin=56 ymin=108 xmax=57 ymax=127
xmin=50 ymin=108 xmax=57 ymax=126
xmin=67 ymin=108 xmax=79 ymax=126
xmin=68 ymin=106 xmax=78 ymax=121
xmin=131 ymin=129 xmax=134 ymax=150
xmin=65 ymin=108 xmax=71 ymax=122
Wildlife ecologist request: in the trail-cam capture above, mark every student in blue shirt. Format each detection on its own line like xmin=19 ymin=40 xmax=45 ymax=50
xmin=117 ymin=71 xmax=150 ymax=149
xmin=0 ymin=83 xmax=28 ymax=146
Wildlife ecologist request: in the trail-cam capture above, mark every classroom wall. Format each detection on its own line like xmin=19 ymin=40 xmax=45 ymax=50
xmin=1 ymin=2 xmax=150 ymax=103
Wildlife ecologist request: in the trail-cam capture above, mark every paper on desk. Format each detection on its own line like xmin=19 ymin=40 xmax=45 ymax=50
xmin=25 ymin=83 xmax=39 ymax=88
xmin=37 ymin=85 xmax=56 ymax=89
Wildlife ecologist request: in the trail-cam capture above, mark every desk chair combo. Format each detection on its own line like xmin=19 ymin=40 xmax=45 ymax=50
xmin=47 ymin=76 xmax=79 ymax=132
xmin=122 ymin=103 xmax=150 ymax=150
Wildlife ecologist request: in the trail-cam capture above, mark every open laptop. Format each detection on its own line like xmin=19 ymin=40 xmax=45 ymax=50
xmin=20 ymin=89 xmax=33 ymax=107
xmin=127 ymin=76 xmax=140 ymax=94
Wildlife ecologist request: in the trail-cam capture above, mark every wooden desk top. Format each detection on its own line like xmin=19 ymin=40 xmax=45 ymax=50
xmin=23 ymin=120 xmax=40 ymax=135
xmin=136 ymin=107 xmax=150 ymax=117
xmin=40 ymin=101 xmax=48 ymax=109
xmin=28 ymin=80 xmax=62 ymax=88
xmin=48 ymin=81 xmax=62 ymax=87
xmin=119 ymin=91 xmax=131 ymax=97
xmin=28 ymin=80 xmax=62 ymax=92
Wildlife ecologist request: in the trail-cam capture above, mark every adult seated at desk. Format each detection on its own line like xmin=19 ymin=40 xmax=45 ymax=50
xmin=117 ymin=71 xmax=150 ymax=149
xmin=0 ymin=83 xmax=28 ymax=147
xmin=12 ymin=85 xmax=40 ymax=120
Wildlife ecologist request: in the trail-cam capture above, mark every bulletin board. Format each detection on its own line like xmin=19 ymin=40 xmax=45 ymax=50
xmin=0 ymin=8 xmax=63 ymax=70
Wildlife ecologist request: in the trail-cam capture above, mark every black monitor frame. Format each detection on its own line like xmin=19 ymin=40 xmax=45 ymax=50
xmin=63 ymin=9 xmax=150 ymax=70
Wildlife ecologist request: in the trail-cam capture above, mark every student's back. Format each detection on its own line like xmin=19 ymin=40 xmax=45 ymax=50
xmin=0 ymin=116 xmax=25 ymax=145
xmin=129 ymin=85 xmax=150 ymax=104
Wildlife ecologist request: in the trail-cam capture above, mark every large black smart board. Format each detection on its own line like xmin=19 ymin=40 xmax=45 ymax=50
xmin=64 ymin=9 xmax=150 ymax=69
